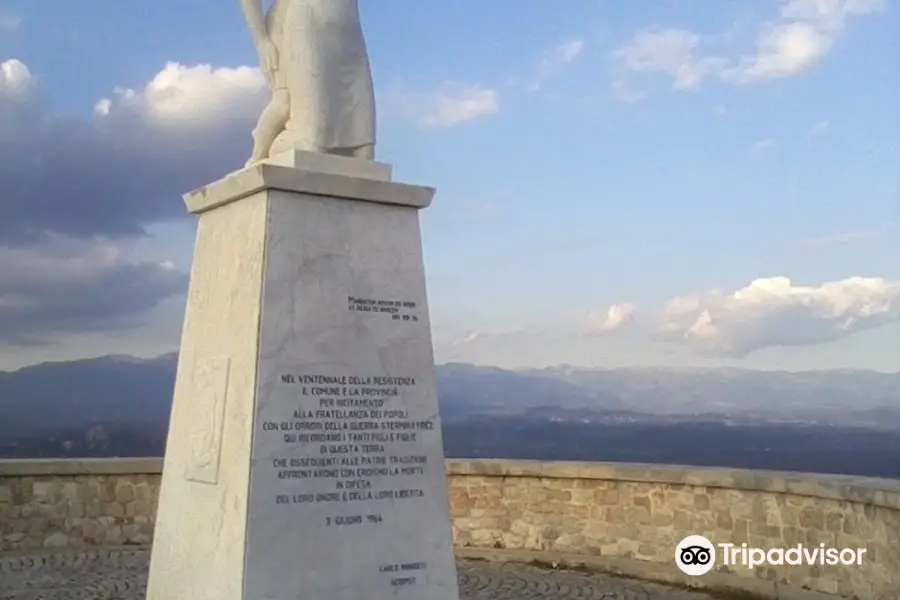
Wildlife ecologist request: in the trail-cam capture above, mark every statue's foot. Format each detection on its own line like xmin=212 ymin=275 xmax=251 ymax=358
xmin=350 ymin=144 xmax=375 ymax=160
xmin=327 ymin=144 xmax=375 ymax=160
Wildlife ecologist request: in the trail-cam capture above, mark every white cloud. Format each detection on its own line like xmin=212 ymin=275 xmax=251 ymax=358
xmin=528 ymin=38 xmax=585 ymax=91
xmin=558 ymin=39 xmax=586 ymax=64
xmin=726 ymin=21 xmax=832 ymax=83
xmin=95 ymin=61 xmax=267 ymax=124
xmin=397 ymin=84 xmax=500 ymax=130
xmin=613 ymin=29 xmax=727 ymax=91
xmin=443 ymin=304 xmax=637 ymax=347
xmin=437 ymin=327 xmax=539 ymax=356
xmin=395 ymin=36 xmax=583 ymax=124
xmin=656 ymin=276 xmax=900 ymax=357
xmin=613 ymin=0 xmax=883 ymax=95
xmin=0 ymin=59 xmax=270 ymax=242
xmin=0 ymin=59 xmax=32 ymax=95
xmin=0 ymin=57 xmax=504 ymax=355
xmin=0 ymin=59 xmax=266 ymax=349
xmin=586 ymin=302 xmax=637 ymax=335
xmin=451 ymin=331 xmax=486 ymax=346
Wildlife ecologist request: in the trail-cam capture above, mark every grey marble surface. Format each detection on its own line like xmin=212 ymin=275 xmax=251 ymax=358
xmin=242 ymin=191 xmax=457 ymax=600
xmin=0 ymin=549 xmax=719 ymax=600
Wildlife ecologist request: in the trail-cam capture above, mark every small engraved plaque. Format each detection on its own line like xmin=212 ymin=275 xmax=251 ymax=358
xmin=185 ymin=356 xmax=230 ymax=484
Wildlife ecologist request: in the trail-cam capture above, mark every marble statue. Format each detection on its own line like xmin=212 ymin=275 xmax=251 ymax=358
xmin=240 ymin=0 xmax=377 ymax=166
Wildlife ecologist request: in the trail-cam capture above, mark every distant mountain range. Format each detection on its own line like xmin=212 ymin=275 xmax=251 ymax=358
xmin=438 ymin=362 xmax=900 ymax=428
xmin=2 ymin=354 xmax=898 ymax=478
xmin=1 ymin=353 xmax=177 ymax=439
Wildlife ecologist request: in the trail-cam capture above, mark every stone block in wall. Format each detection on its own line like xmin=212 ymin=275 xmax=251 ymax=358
xmin=0 ymin=468 xmax=162 ymax=552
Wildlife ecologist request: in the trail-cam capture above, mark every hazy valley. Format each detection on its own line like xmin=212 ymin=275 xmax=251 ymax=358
xmin=1 ymin=354 xmax=898 ymax=479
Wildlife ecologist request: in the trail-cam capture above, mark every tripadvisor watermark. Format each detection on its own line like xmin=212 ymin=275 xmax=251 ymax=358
xmin=675 ymin=535 xmax=866 ymax=576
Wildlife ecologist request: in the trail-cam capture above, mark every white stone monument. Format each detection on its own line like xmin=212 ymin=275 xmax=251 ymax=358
xmin=240 ymin=0 xmax=377 ymax=165
xmin=145 ymin=3 xmax=460 ymax=600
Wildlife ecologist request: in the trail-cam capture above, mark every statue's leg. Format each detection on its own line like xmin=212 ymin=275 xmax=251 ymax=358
xmin=245 ymin=88 xmax=290 ymax=167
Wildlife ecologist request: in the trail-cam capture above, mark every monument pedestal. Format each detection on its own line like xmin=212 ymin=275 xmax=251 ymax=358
xmin=146 ymin=153 xmax=460 ymax=600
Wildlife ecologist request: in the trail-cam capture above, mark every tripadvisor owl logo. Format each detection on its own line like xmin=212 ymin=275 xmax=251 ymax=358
xmin=675 ymin=534 xmax=868 ymax=575
xmin=675 ymin=535 xmax=716 ymax=576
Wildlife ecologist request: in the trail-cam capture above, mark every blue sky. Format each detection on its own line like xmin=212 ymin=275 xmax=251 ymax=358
xmin=0 ymin=0 xmax=897 ymax=372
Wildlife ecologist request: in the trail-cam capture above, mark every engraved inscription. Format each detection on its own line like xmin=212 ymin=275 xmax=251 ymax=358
xmin=259 ymin=371 xmax=435 ymax=589
xmin=185 ymin=356 xmax=230 ymax=484
xmin=347 ymin=296 xmax=420 ymax=322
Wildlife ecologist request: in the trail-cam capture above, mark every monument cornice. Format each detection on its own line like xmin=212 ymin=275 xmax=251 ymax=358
xmin=184 ymin=162 xmax=435 ymax=215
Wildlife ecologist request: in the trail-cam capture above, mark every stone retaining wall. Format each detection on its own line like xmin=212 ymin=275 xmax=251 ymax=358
xmin=0 ymin=459 xmax=159 ymax=549
xmin=2 ymin=458 xmax=899 ymax=599
xmin=450 ymin=460 xmax=900 ymax=599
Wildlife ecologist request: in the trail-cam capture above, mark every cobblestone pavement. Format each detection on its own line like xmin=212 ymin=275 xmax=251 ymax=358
xmin=0 ymin=548 xmax=715 ymax=600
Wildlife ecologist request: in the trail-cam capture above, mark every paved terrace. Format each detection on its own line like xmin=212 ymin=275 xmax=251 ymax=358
xmin=0 ymin=547 xmax=718 ymax=600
